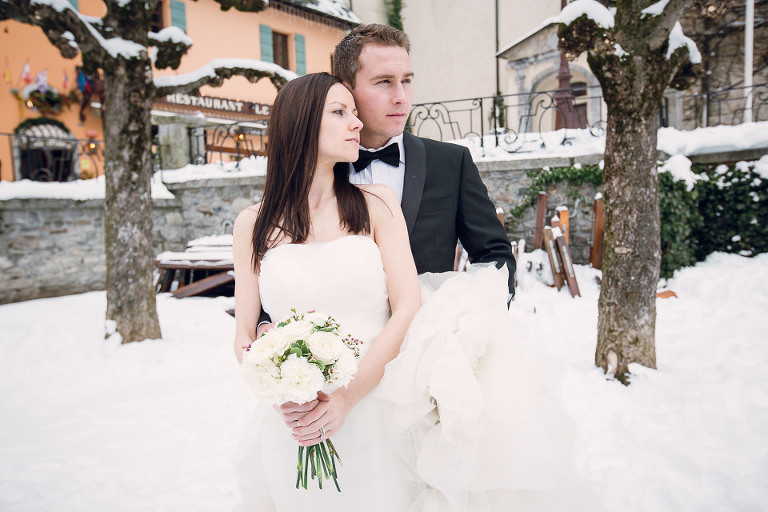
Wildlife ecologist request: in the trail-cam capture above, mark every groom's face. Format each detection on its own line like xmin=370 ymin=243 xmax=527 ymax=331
xmin=350 ymin=44 xmax=413 ymax=149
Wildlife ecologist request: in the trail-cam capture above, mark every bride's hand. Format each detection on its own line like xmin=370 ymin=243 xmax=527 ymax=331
xmin=275 ymin=399 xmax=320 ymax=429
xmin=291 ymin=391 xmax=351 ymax=447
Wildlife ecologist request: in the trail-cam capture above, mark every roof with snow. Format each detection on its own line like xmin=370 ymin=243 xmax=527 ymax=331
xmin=274 ymin=0 xmax=360 ymax=28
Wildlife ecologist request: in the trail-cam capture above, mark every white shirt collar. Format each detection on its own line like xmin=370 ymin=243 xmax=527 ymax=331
xmin=360 ymin=134 xmax=405 ymax=165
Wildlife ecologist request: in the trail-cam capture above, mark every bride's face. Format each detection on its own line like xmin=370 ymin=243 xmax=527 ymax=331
xmin=317 ymin=83 xmax=363 ymax=165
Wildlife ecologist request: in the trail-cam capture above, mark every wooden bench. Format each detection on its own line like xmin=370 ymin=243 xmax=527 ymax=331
xmin=155 ymin=234 xmax=234 ymax=298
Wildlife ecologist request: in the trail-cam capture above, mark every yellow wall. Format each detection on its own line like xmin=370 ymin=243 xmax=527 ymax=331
xmin=0 ymin=0 xmax=348 ymax=182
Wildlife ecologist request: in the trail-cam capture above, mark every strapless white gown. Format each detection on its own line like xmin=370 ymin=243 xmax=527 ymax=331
xmin=235 ymin=235 xmax=603 ymax=511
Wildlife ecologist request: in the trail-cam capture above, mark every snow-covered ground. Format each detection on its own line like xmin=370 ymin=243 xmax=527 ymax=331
xmin=0 ymin=252 xmax=766 ymax=511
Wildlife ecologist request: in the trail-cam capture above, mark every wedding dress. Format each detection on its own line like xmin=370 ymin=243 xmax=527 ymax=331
xmin=235 ymin=234 xmax=603 ymax=511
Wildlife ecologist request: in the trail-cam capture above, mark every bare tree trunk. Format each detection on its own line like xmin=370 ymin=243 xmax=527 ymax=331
xmin=103 ymin=56 xmax=162 ymax=343
xmin=594 ymin=56 xmax=666 ymax=382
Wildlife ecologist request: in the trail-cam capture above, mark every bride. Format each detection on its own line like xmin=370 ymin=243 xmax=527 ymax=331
xmin=232 ymin=72 xmax=421 ymax=510
xmin=232 ymin=72 xmax=603 ymax=511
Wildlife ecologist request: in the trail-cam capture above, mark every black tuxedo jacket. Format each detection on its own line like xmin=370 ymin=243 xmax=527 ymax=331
xmin=400 ymin=131 xmax=515 ymax=295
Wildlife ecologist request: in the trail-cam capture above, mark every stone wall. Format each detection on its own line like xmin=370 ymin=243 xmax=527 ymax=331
xmin=6 ymin=146 xmax=762 ymax=304
xmin=0 ymin=176 xmax=265 ymax=304
xmin=1 ymin=161 xmax=602 ymax=304
xmin=478 ymin=154 xmax=603 ymax=264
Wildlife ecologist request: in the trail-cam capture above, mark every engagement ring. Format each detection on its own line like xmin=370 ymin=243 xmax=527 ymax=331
xmin=319 ymin=426 xmax=326 ymax=440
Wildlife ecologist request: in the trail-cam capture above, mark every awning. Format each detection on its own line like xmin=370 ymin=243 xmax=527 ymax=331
xmin=17 ymin=123 xmax=76 ymax=150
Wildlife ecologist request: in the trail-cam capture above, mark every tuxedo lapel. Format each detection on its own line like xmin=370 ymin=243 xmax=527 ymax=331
xmin=401 ymin=131 xmax=426 ymax=235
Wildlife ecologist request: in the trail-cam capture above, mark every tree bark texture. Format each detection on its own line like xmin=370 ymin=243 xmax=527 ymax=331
xmin=103 ymin=56 xmax=162 ymax=343
xmin=593 ymin=54 xmax=670 ymax=381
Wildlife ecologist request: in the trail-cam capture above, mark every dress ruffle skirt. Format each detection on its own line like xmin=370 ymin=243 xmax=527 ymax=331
xmin=377 ymin=265 xmax=604 ymax=511
xmin=236 ymin=246 xmax=603 ymax=511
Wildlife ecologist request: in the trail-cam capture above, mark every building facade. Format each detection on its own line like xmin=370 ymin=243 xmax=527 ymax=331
xmin=0 ymin=0 xmax=358 ymax=182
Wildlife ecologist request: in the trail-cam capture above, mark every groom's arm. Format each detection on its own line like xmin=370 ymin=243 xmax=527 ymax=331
xmin=455 ymin=146 xmax=516 ymax=298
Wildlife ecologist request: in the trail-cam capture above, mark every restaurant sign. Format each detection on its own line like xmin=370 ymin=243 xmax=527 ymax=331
xmin=162 ymin=93 xmax=271 ymax=116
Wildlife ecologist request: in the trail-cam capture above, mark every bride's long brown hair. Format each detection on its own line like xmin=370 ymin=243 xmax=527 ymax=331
xmin=250 ymin=72 xmax=371 ymax=268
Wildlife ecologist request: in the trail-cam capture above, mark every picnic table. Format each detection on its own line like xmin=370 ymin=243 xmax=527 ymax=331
xmin=154 ymin=234 xmax=234 ymax=298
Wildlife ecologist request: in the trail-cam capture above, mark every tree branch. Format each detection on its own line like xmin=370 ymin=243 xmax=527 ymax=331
xmin=645 ymin=0 xmax=691 ymax=49
xmin=209 ymin=0 xmax=268 ymax=12
xmin=0 ymin=0 xmax=109 ymax=64
xmin=153 ymin=58 xmax=296 ymax=97
xmin=149 ymin=27 xmax=193 ymax=70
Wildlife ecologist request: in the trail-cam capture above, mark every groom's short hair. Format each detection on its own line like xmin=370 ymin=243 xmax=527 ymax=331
xmin=333 ymin=23 xmax=410 ymax=89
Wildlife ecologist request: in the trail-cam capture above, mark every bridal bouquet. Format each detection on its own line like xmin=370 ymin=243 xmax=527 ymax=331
xmin=240 ymin=309 xmax=362 ymax=491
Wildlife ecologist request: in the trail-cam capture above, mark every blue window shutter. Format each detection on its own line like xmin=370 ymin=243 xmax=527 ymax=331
xmin=295 ymin=34 xmax=306 ymax=75
xmin=260 ymin=25 xmax=274 ymax=63
xmin=170 ymin=0 xmax=186 ymax=32
xmin=68 ymin=0 xmax=78 ymax=10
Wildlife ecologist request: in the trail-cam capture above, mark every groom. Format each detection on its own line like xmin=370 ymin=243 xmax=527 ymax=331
xmin=335 ymin=23 xmax=516 ymax=296
xmin=258 ymin=24 xmax=515 ymax=336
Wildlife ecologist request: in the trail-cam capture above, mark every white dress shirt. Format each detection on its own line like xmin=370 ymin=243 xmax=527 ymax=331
xmin=348 ymin=134 xmax=406 ymax=202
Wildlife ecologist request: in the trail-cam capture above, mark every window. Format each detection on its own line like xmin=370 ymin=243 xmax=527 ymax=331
xmin=273 ymin=31 xmax=289 ymax=70
xmin=151 ymin=1 xmax=165 ymax=33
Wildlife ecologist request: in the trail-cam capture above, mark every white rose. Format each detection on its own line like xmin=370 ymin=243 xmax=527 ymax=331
xmin=304 ymin=311 xmax=330 ymax=327
xmin=278 ymin=353 xmax=325 ymax=404
xmin=323 ymin=350 xmax=358 ymax=393
xmin=243 ymin=329 xmax=291 ymax=364
xmin=306 ymin=331 xmax=345 ymax=365
xmin=241 ymin=359 xmax=281 ymax=403
xmin=279 ymin=320 xmax=315 ymax=342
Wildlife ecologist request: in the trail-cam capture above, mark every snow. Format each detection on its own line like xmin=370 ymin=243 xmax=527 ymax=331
xmin=158 ymin=156 xmax=267 ymax=183
xmin=555 ymin=0 xmax=701 ymax=65
xmin=667 ymin=21 xmax=702 ymax=64
xmin=1 ymin=123 xmax=765 ymax=198
xmin=558 ymin=0 xmax=615 ymax=28
xmin=1 ymin=252 xmax=766 ymax=511
xmin=0 ymin=174 xmax=174 ymax=201
xmin=289 ymin=0 xmax=360 ymax=24
xmin=153 ymin=58 xmax=297 ymax=89
xmin=31 ymin=0 xmax=146 ymax=60
xmin=658 ymin=154 xmax=700 ymax=191
xmin=656 ymin=122 xmax=768 ymax=158
xmin=151 ymin=26 xmax=193 ymax=46
xmin=641 ymin=0 xmax=670 ymax=17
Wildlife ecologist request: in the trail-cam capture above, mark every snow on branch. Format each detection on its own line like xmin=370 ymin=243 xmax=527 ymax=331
xmin=642 ymin=0 xmax=671 ymax=17
xmin=153 ymin=58 xmax=298 ymax=97
xmin=667 ymin=21 xmax=702 ymax=64
xmin=149 ymin=27 xmax=194 ymax=70
xmin=558 ymin=0 xmax=615 ymax=28
xmin=3 ymin=0 xmax=148 ymax=63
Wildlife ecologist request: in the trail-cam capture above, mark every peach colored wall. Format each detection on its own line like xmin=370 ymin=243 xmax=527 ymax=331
xmin=1 ymin=0 xmax=348 ymax=182
xmin=155 ymin=1 xmax=346 ymax=104
xmin=0 ymin=0 xmax=106 ymax=182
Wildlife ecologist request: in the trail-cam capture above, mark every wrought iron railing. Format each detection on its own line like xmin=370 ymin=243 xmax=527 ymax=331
xmin=0 ymin=132 xmax=105 ymax=182
xmin=681 ymin=83 xmax=768 ymax=130
xmin=189 ymin=122 xmax=267 ymax=168
xmin=407 ymin=83 xmax=768 ymax=155
xmin=407 ymin=86 xmax=606 ymax=155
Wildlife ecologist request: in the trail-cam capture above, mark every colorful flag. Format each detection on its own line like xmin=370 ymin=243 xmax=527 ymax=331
xmin=21 ymin=61 xmax=31 ymax=84
xmin=34 ymin=70 xmax=49 ymax=93
xmin=3 ymin=58 xmax=10 ymax=86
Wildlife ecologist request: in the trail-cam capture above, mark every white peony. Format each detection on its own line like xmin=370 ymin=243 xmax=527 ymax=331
xmin=306 ymin=330 xmax=346 ymax=365
xmin=278 ymin=353 xmax=325 ymax=404
xmin=323 ymin=350 xmax=358 ymax=393
xmin=279 ymin=320 xmax=315 ymax=342
xmin=241 ymin=358 xmax=281 ymax=403
xmin=303 ymin=311 xmax=330 ymax=327
xmin=243 ymin=328 xmax=291 ymax=364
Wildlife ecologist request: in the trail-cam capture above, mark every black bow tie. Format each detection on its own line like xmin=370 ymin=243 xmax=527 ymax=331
xmin=352 ymin=143 xmax=400 ymax=172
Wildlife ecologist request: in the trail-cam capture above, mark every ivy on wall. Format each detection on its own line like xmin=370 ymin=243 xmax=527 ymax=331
xmin=386 ymin=0 xmax=403 ymax=31
xmin=510 ymin=160 xmax=768 ymax=278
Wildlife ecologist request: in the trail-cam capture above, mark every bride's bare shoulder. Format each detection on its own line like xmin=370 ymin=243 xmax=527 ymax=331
xmin=234 ymin=203 xmax=262 ymax=231
xmin=358 ymin=184 xmax=399 ymax=211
